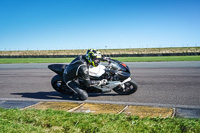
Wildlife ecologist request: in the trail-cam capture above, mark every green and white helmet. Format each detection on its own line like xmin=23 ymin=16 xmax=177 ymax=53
xmin=86 ymin=49 xmax=102 ymax=67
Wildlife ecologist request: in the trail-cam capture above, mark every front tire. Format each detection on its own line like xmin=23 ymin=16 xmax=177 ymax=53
xmin=51 ymin=75 xmax=74 ymax=94
xmin=113 ymin=80 xmax=138 ymax=95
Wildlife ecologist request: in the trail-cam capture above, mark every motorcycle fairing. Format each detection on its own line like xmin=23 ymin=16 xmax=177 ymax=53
xmin=89 ymin=64 xmax=106 ymax=78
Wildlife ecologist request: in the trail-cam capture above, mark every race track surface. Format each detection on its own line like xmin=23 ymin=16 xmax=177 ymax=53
xmin=0 ymin=61 xmax=200 ymax=108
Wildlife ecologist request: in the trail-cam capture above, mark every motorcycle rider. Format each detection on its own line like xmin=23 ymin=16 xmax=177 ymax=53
xmin=63 ymin=49 xmax=108 ymax=100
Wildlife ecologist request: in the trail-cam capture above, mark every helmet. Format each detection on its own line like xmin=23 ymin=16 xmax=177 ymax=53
xmin=86 ymin=49 xmax=102 ymax=67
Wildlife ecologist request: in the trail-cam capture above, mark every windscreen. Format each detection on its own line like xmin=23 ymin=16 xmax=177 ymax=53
xmin=110 ymin=60 xmax=127 ymax=71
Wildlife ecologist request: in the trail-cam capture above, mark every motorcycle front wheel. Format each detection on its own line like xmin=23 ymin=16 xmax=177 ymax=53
xmin=113 ymin=80 xmax=138 ymax=95
xmin=51 ymin=75 xmax=74 ymax=94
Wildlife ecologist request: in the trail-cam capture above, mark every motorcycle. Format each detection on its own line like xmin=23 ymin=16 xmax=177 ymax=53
xmin=48 ymin=57 xmax=138 ymax=99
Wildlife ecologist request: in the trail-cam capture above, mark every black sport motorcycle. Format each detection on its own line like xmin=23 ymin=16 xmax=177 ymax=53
xmin=48 ymin=58 xmax=138 ymax=99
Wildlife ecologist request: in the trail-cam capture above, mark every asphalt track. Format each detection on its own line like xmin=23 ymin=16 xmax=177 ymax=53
xmin=0 ymin=61 xmax=200 ymax=117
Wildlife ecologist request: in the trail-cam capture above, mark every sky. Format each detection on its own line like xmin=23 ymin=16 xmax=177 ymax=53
xmin=0 ymin=0 xmax=200 ymax=51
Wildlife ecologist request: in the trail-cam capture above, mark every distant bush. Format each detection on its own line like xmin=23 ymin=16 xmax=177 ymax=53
xmin=0 ymin=47 xmax=199 ymax=56
xmin=0 ymin=47 xmax=200 ymax=58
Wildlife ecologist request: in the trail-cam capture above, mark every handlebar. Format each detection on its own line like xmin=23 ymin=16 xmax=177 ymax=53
xmin=101 ymin=57 xmax=111 ymax=62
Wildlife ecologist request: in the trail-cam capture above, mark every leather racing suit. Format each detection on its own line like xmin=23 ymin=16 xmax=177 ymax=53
xmin=63 ymin=55 xmax=102 ymax=100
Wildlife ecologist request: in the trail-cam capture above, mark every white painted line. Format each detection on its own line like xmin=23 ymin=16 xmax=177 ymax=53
xmin=118 ymin=105 xmax=129 ymax=114
xmin=67 ymin=103 xmax=85 ymax=112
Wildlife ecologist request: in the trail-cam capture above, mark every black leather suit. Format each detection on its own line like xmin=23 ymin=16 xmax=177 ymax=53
xmin=63 ymin=55 xmax=99 ymax=99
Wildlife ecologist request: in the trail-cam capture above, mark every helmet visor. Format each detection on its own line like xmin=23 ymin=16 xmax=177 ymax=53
xmin=93 ymin=58 xmax=100 ymax=66
xmin=94 ymin=59 xmax=100 ymax=64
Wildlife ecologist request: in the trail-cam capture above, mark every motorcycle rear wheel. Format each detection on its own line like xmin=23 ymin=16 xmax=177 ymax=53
xmin=113 ymin=80 xmax=138 ymax=95
xmin=51 ymin=75 xmax=74 ymax=94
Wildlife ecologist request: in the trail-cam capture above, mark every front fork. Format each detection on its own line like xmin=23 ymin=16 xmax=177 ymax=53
xmin=119 ymin=77 xmax=131 ymax=89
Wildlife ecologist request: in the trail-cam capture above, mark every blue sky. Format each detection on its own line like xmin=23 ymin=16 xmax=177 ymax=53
xmin=0 ymin=0 xmax=200 ymax=51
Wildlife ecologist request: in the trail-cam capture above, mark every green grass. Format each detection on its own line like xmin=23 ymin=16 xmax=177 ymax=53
xmin=113 ymin=56 xmax=200 ymax=62
xmin=0 ymin=56 xmax=200 ymax=64
xmin=0 ymin=108 xmax=200 ymax=133
xmin=0 ymin=58 xmax=74 ymax=64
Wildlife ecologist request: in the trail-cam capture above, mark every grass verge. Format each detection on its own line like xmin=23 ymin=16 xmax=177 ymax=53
xmin=0 ymin=108 xmax=200 ymax=133
xmin=0 ymin=56 xmax=200 ymax=64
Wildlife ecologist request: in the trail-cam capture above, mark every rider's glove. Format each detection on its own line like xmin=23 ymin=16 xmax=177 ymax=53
xmin=98 ymin=79 xmax=108 ymax=86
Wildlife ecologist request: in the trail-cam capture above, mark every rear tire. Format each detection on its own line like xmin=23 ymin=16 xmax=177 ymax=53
xmin=51 ymin=75 xmax=74 ymax=94
xmin=113 ymin=80 xmax=138 ymax=95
